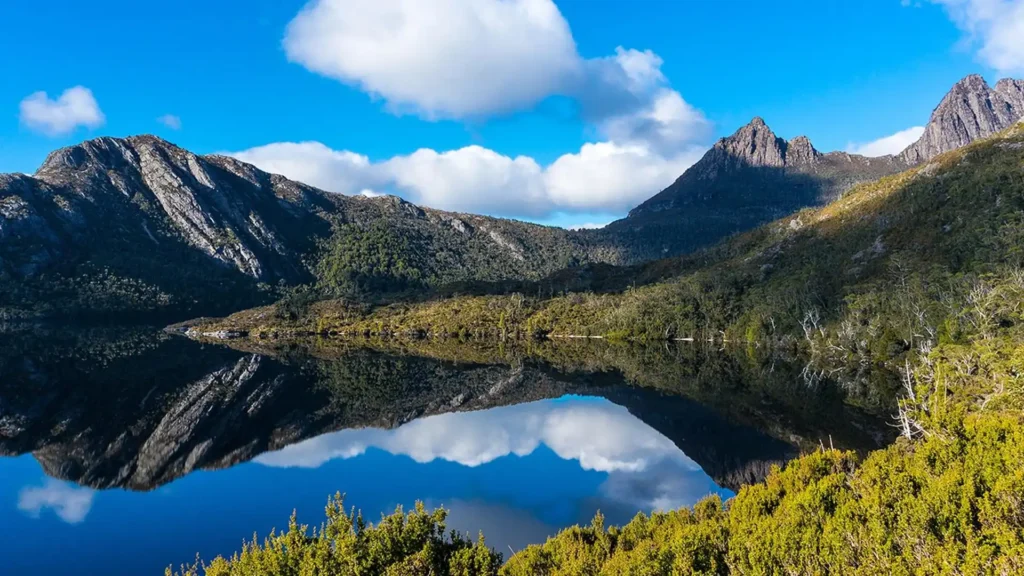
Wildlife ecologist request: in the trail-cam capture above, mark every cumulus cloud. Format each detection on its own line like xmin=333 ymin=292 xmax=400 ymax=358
xmin=932 ymin=0 xmax=1024 ymax=72
xmin=257 ymin=0 xmax=714 ymax=219
xmin=584 ymin=48 xmax=712 ymax=154
xmin=228 ymin=139 xmax=702 ymax=218
xmin=283 ymin=0 xmax=581 ymax=119
xmin=157 ymin=114 xmax=182 ymax=130
xmin=283 ymin=1 xmax=710 ymax=143
xmin=846 ymin=126 xmax=926 ymax=157
xmin=18 ymin=479 xmax=96 ymax=524
xmin=19 ymin=86 xmax=105 ymax=137
xmin=543 ymin=142 xmax=701 ymax=212
xmin=255 ymin=397 xmax=724 ymax=511
xmin=229 ymin=141 xmax=387 ymax=194
xmin=383 ymin=146 xmax=549 ymax=216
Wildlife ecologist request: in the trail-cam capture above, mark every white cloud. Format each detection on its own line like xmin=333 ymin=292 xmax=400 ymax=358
xmin=19 ymin=86 xmax=105 ymax=137
xmin=282 ymin=1 xmax=709 ymax=146
xmin=267 ymin=0 xmax=714 ymax=218
xmin=255 ymin=396 xmax=722 ymax=511
xmin=847 ymin=126 xmax=926 ymax=157
xmin=383 ymin=146 xmax=549 ymax=216
xmin=227 ymin=139 xmax=703 ymax=218
xmin=932 ymin=0 xmax=1024 ymax=72
xmin=157 ymin=114 xmax=182 ymax=130
xmin=543 ymin=142 xmax=702 ymax=212
xmin=229 ymin=141 xmax=387 ymax=195
xmin=18 ymin=479 xmax=96 ymax=524
xmin=586 ymin=48 xmax=711 ymax=154
xmin=283 ymin=0 xmax=581 ymax=119
xmin=600 ymin=90 xmax=711 ymax=154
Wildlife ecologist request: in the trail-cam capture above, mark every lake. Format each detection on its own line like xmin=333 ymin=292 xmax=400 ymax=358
xmin=0 ymin=326 xmax=892 ymax=575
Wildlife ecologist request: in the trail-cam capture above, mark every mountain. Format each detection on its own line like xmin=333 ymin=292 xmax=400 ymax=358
xmin=0 ymin=136 xmax=614 ymax=319
xmin=198 ymin=113 xmax=1024 ymax=365
xmin=597 ymin=117 xmax=905 ymax=261
xmin=899 ymin=74 xmax=1024 ymax=164
xmin=598 ymin=74 xmax=1024 ymax=263
xmin=4 ymin=75 xmax=1020 ymax=320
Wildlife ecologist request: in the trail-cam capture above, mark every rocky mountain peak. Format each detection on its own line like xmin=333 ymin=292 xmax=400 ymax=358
xmin=786 ymin=135 xmax=820 ymax=166
xmin=713 ymin=117 xmax=787 ymax=168
xmin=899 ymin=74 xmax=1024 ymax=164
xmin=37 ymin=136 xmax=139 ymax=178
xmin=956 ymin=73 xmax=988 ymax=91
xmin=705 ymin=119 xmax=822 ymax=171
xmin=6 ymin=134 xmax=324 ymax=285
xmin=36 ymin=135 xmax=179 ymax=174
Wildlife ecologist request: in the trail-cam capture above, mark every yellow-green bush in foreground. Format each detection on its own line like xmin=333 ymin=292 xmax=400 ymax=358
xmin=169 ymin=500 xmax=499 ymax=576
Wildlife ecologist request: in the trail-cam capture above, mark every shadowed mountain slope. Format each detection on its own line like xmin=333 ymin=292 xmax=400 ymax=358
xmin=598 ymin=74 xmax=1024 ymax=262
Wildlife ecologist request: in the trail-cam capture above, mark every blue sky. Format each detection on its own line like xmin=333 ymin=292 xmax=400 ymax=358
xmin=1 ymin=0 xmax=1019 ymax=228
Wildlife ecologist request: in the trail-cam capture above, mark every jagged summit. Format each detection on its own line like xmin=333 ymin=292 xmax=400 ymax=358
xmin=608 ymin=115 xmax=906 ymax=263
xmin=37 ymin=135 xmax=168 ymax=175
xmin=615 ymin=72 xmax=1024 ymax=265
xmin=712 ymin=117 xmax=787 ymax=168
xmin=705 ymin=118 xmax=824 ymax=171
xmin=899 ymin=74 xmax=1024 ymax=164
xmin=787 ymin=135 xmax=820 ymax=165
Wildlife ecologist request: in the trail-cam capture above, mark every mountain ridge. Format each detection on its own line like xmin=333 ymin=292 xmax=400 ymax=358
xmin=3 ymin=74 xmax=1021 ymax=319
xmin=600 ymin=73 xmax=1024 ymax=262
xmin=0 ymin=135 xmax=615 ymax=318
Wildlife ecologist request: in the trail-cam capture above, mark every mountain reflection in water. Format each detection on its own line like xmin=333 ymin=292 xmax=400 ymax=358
xmin=0 ymin=326 xmax=893 ymax=575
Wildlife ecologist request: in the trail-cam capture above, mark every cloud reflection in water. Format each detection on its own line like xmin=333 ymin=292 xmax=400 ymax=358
xmin=256 ymin=396 xmax=729 ymax=512
xmin=17 ymin=479 xmax=96 ymax=524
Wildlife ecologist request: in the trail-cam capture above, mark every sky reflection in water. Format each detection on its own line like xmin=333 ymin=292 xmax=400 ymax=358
xmin=1 ymin=395 xmax=729 ymax=575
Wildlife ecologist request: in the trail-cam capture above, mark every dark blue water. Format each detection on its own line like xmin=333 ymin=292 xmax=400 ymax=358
xmin=0 ymin=327 xmax=887 ymax=575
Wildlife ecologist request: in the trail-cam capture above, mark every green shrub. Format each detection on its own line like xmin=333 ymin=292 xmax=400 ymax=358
xmin=168 ymin=495 xmax=500 ymax=576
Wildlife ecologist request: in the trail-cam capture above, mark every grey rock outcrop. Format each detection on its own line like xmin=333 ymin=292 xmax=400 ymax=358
xmin=29 ymin=135 xmax=322 ymax=282
xmin=627 ymin=117 xmax=904 ymax=218
xmin=899 ymin=74 xmax=1024 ymax=164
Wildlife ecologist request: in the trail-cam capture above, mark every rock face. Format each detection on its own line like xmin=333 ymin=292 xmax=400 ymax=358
xmin=40 ymin=137 xmax=335 ymax=280
xmin=900 ymin=75 xmax=1024 ymax=164
xmin=0 ymin=136 xmax=610 ymax=319
xmin=598 ymin=74 xmax=1024 ymax=263
xmin=0 ymin=136 xmax=337 ymax=317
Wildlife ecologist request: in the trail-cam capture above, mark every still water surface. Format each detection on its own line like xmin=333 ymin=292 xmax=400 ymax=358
xmin=0 ymin=327 xmax=888 ymax=575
